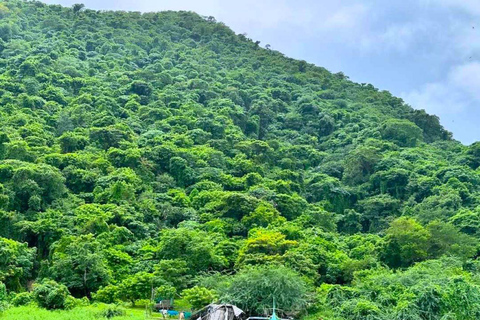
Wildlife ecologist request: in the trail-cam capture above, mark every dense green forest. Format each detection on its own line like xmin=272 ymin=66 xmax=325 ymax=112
xmin=1 ymin=1 xmax=480 ymax=319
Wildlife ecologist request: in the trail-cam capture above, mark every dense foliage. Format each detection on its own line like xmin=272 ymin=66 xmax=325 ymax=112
xmin=33 ymin=280 xmax=72 ymax=310
xmin=220 ymin=266 xmax=308 ymax=316
xmin=0 ymin=1 xmax=479 ymax=319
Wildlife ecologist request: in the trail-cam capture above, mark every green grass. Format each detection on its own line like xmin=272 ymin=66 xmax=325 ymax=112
xmin=1 ymin=305 xmax=147 ymax=320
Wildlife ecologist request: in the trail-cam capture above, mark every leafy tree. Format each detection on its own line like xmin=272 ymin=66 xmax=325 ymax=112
xmin=371 ymin=168 xmax=410 ymax=199
xmin=450 ymin=208 xmax=480 ymax=235
xmin=381 ymin=217 xmax=430 ymax=268
xmin=156 ymin=228 xmax=226 ymax=273
xmin=169 ymin=157 xmax=194 ymax=187
xmin=408 ymin=109 xmax=451 ymax=142
xmin=241 ymin=202 xmax=286 ymax=229
xmin=130 ymin=81 xmax=153 ymax=97
xmin=89 ymin=125 xmax=132 ymax=150
xmin=182 ymin=286 xmax=217 ymax=310
xmin=58 ymin=132 xmax=88 ymax=153
xmin=1 ymin=161 xmax=66 ymax=212
xmin=357 ymin=194 xmax=400 ymax=232
xmin=380 ymin=119 xmax=423 ymax=147
xmin=466 ymin=142 xmax=480 ymax=169
xmin=272 ymin=193 xmax=307 ymax=220
xmin=204 ymin=193 xmax=259 ymax=221
xmin=49 ymin=235 xmax=110 ymax=297
xmin=72 ymin=4 xmax=85 ymax=14
xmin=343 ymin=146 xmax=380 ymax=185
xmin=114 ymin=272 xmax=160 ymax=306
xmin=221 ymin=265 xmax=308 ymax=316
xmin=426 ymin=220 xmax=476 ymax=260
xmin=154 ymin=259 xmax=190 ymax=290
xmin=237 ymin=229 xmax=297 ymax=266
xmin=155 ymin=284 xmax=176 ymax=301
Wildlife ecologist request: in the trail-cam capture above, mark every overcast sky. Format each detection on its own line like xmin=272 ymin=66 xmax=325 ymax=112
xmin=41 ymin=0 xmax=480 ymax=144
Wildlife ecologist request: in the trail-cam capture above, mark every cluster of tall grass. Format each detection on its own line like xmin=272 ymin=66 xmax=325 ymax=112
xmin=1 ymin=305 xmax=145 ymax=320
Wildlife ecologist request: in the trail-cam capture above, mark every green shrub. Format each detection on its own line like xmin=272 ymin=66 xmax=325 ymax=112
xmin=33 ymin=280 xmax=71 ymax=310
xmin=94 ymin=285 xmax=119 ymax=304
xmin=78 ymin=296 xmax=91 ymax=307
xmin=11 ymin=292 xmax=33 ymax=306
xmin=65 ymin=295 xmax=78 ymax=310
xmin=100 ymin=304 xmax=126 ymax=318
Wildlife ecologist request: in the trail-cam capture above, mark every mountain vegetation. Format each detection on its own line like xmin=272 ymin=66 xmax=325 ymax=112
xmin=0 ymin=1 xmax=480 ymax=319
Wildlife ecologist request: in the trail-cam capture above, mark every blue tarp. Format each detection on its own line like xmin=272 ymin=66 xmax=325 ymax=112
xmin=160 ymin=310 xmax=191 ymax=318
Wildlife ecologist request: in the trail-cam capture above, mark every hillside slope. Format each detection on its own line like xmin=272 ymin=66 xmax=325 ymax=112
xmin=1 ymin=1 xmax=480 ymax=319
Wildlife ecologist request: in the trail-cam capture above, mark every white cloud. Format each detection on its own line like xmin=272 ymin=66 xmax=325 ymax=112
xmin=212 ymin=0 xmax=317 ymax=31
xmin=450 ymin=62 xmax=480 ymax=100
xmin=403 ymin=61 xmax=480 ymax=115
xmin=403 ymin=83 xmax=467 ymax=115
xmin=348 ymin=21 xmax=431 ymax=54
xmin=322 ymin=4 xmax=369 ymax=29
xmin=378 ymin=22 xmax=428 ymax=52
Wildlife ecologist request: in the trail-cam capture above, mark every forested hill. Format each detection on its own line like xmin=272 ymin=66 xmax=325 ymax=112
xmin=1 ymin=1 xmax=480 ymax=319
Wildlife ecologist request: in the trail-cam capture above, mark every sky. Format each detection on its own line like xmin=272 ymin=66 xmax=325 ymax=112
xmin=41 ymin=0 xmax=480 ymax=144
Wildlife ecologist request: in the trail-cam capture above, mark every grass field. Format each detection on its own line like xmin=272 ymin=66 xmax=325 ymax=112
xmin=1 ymin=305 xmax=150 ymax=320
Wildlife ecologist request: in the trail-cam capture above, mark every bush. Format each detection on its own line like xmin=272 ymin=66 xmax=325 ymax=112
xmin=94 ymin=285 xmax=119 ymax=304
xmin=78 ymin=296 xmax=91 ymax=307
xmin=11 ymin=292 xmax=33 ymax=306
xmin=33 ymin=280 xmax=71 ymax=310
xmin=65 ymin=295 xmax=79 ymax=310
xmin=100 ymin=304 xmax=126 ymax=318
